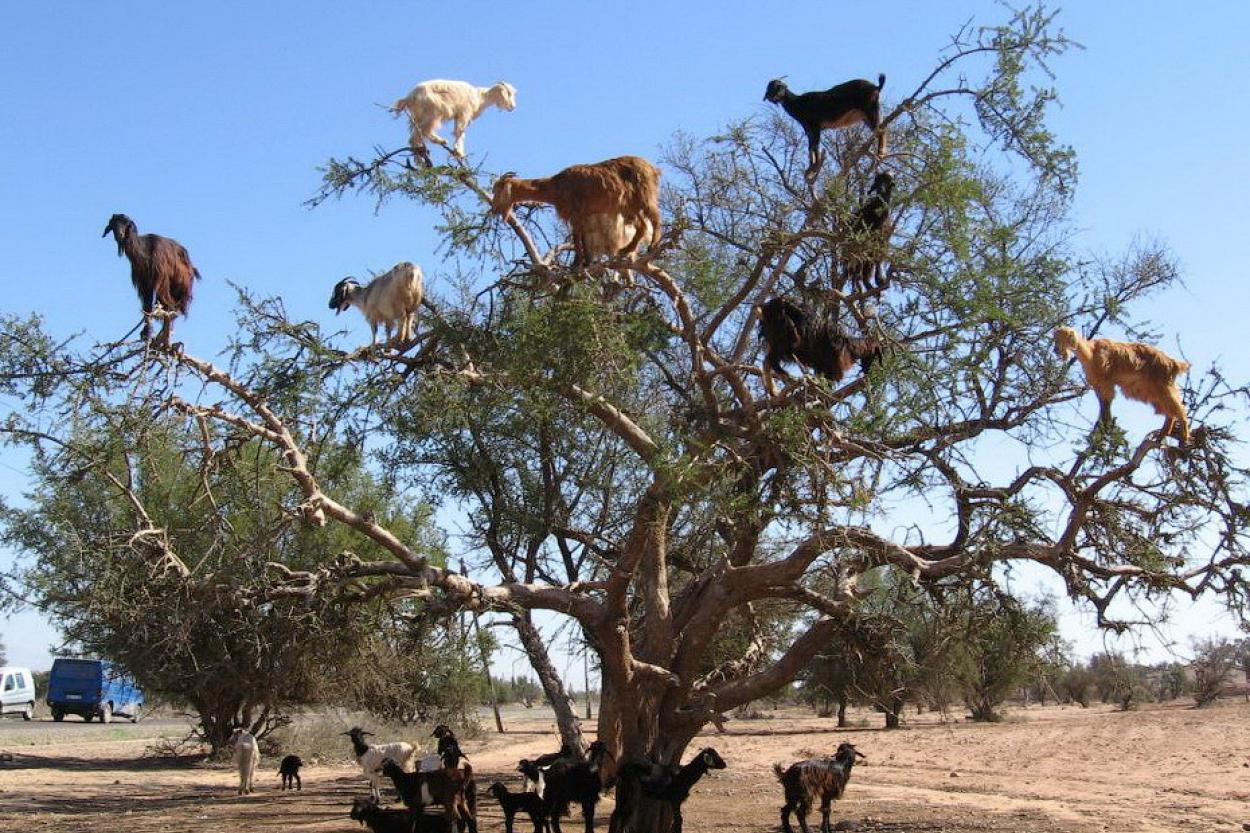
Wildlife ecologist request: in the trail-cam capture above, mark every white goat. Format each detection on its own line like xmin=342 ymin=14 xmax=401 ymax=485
xmin=344 ymin=726 xmax=417 ymax=801
xmin=229 ymin=727 xmax=260 ymax=796
xmin=328 ymin=261 xmax=425 ymax=346
xmin=392 ymin=79 xmax=517 ymax=162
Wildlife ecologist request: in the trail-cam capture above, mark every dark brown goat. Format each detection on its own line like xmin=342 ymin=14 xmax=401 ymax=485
xmin=757 ymin=298 xmax=881 ymax=397
xmin=774 ymin=742 xmax=865 ymax=833
xmin=764 ymin=75 xmax=887 ymax=177
xmin=608 ymin=747 xmax=726 ymax=833
xmin=491 ymin=156 xmax=662 ymax=267
xmin=102 ymin=213 xmax=201 ymax=343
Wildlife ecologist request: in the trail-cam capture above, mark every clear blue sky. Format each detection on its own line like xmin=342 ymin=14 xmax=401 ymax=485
xmin=1 ymin=2 xmax=1247 ymax=673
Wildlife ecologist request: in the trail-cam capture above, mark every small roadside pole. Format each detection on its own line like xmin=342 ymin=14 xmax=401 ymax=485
xmin=462 ymin=560 xmax=505 ymax=734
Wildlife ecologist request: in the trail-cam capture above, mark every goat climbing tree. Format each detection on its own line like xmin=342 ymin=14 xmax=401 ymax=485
xmin=3 ymin=8 xmax=1250 ymax=831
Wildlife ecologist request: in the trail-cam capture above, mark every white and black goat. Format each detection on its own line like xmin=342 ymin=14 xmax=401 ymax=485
xmin=518 ymin=743 xmax=576 ymax=795
xmin=328 ymin=261 xmax=425 ymax=347
xmin=608 ymin=747 xmax=726 ymax=833
xmin=757 ymin=298 xmax=882 ymax=397
xmin=229 ymin=726 xmax=260 ymax=796
xmin=102 ymin=213 xmax=202 ymax=343
xmin=763 ymin=75 xmax=887 ymax=176
xmin=392 ymin=79 xmax=517 ymax=164
xmin=846 ymin=171 xmax=895 ymax=292
xmin=774 ymin=742 xmax=866 ymax=833
xmin=489 ymin=781 xmax=548 ymax=833
xmin=344 ymin=726 xmax=417 ymax=801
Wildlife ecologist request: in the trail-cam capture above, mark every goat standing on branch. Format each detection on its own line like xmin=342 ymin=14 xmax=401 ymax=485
xmin=491 ymin=156 xmax=662 ymax=268
xmin=758 ymin=297 xmax=881 ymax=397
xmin=329 ymin=261 xmax=425 ymax=347
xmin=845 ymin=171 xmax=895 ymax=293
xmin=392 ymin=79 xmax=517 ymax=165
xmin=1054 ymin=326 xmax=1191 ymax=445
xmin=763 ymin=74 xmax=887 ymax=178
xmin=102 ymin=213 xmax=201 ymax=344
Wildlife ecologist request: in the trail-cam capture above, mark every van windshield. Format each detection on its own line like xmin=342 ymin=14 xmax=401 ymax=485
xmin=53 ymin=660 xmax=100 ymax=679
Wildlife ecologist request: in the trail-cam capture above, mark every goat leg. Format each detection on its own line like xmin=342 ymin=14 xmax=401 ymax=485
xmin=820 ymin=801 xmax=832 ymax=833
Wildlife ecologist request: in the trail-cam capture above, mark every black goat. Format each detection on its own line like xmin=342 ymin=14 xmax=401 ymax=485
xmin=101 ymin=213 xmax=201 ymax=343
xmin=846 ymin=172 xmax=895 ymax=292
xmin=774 ymin=742 xmax=866 ymax=833
xmin=520 ymin=743 xmax=576 ymax=794
xmin=757 ymin=298 xmax=882 ymax=397
xmin=541 ymin=740 xmax=616 ymax=833
xmin=609 ymin=747 xmax=726 ymax=833
xmin=763 ymin=75 xmax=887 ymax=177
xmin=278 ymin=753 xmax=303 ymax=790
xmin=350 ymin=795 xmax=452 ymax=833
xmin=489 ymin=781 xmax=547 ymax=833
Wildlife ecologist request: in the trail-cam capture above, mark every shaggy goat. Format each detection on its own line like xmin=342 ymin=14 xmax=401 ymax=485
xmin=490 ymin=781 xmax=548 ymax=833
xmin=757 ymin=298 xmax=882 ymax=397
xmin=540 ymin=740 xmax=616 ymax=833
xmin=763 ymin=75 xmax=887 ymax=176
xmin=102 ymin=213 xmax=202 ymax=343
xmin=774 ymin=742 xmax=865 ymax=833
xmin=229 ymin=727 xmax=260 ymax=796
xmin=344 ymin=726 xmax=417 ymax=801
xmin=392 ymin=79 xmax=517 ymax=164
xmin=491 ymin=156 xmax=662 ymax=268
xmin=379 ymin=757 xmax=477 ymax=833
xmin=328 ymin=261 xmax=425 ymax=347
xmin=608 ymin=747 xmax=726 ymax=833
xmin=846 ymin=172 xmax=895 ymax=292
xmin=278 ymin=753 xmax=303 ymax=790
xmin=1054 ymin=326 xmax=1191 ymax=444
xmin=350 ymin=795 xmax=453 ymax=833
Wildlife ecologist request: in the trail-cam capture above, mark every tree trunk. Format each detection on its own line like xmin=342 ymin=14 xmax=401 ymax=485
xmin=883 ymin=697 xmax=903 ymax=729
xmin=513 ymin=612 xmax=585 ymax=751
xmin=836 ymin=695 xmax=848 ymax=728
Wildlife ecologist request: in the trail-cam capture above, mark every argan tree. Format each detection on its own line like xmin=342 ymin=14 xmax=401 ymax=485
xmin=2 ymin=7 xmax=1250 ymax=831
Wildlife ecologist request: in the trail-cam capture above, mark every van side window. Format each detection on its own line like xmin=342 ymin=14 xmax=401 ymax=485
xmin=2 ymin=675 xmax=13 ymax=692
xmin=16 ymin=673 xmax=26 ymax=688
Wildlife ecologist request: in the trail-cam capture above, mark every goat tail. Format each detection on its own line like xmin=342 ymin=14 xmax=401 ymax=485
xmin=772 ymin=763 xmax=786 ymax=782
xmin=877 ymin=73 xmax=886 ymax=90
xmin=391 ymin=97 xmax=410 ymax=117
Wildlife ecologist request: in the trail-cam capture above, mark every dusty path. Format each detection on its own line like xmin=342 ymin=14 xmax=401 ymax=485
xmin=1 ymin=701 xmax=1248 ymax=832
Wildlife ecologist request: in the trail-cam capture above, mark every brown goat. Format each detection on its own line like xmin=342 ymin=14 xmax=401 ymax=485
xmin=1054 ymin=326 xmax=1191 ymax=444
xmin=774 ymin=742 xmax=865 ymax=833
xmin=491 ymin=156 xmax=662 ymax=268
xmin=102 ymin=213 xmax=201 ymax=343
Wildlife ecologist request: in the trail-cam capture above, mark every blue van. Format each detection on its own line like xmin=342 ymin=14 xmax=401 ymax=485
xmin=46 ymin=658 xmax=144 ymax=723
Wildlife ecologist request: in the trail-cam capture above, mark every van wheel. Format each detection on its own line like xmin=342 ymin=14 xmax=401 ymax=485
xmin=100 ymin=703 xmax=112 ymax=724
xmin=51 ymin=707 xmax=64 ymax=722
xmin=22 ymin=702 xmax=34 ymax=721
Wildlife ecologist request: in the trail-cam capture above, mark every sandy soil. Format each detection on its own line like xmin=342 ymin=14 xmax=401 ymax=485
xmin=2 ymin=701 xmax=1248 ymax=833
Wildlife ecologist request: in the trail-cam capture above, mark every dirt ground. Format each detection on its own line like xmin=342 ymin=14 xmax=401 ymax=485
xmin=2 ymin=700 xmax=1248 ymax=833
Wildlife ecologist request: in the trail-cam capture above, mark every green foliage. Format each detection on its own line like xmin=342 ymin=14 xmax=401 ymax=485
xmin=950 ymin=593 xmax=1058 ymax=721
xmin=1190 ymin=636 xmax=1238 ymax=707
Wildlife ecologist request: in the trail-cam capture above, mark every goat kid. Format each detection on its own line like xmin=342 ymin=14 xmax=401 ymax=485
xmin=757 ymin=298 xmax=881 ymax=397
xmin=491 ymin=156 xmax=662 ymax=268
xmin=1054 ymin=326 xmax=1191 ymax=445
xmin=329 ymin=261 xmax=425 ymax=347
xmin=392 ymin=79 xmax=517 ymax=164
xmin=774 ymin=742 xmax=866 ymax=833
xmin=490 ymin=781 xmax=548 ymax=833
xmin=763 ymin=75 xmax=887 ymax=177
xmin=350 ymin=795 xmax=453 ymax=833
xmin=102 ymin=213 xmax=201 ymax=344
xmin=278 ymin=753 xmax=303 ymax=790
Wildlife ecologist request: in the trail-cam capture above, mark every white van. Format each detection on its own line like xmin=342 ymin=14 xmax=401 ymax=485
xmin=0 ymin=666 xmax=37 ymax=720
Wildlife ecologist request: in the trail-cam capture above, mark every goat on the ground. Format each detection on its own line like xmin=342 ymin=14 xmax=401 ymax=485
xmin=490 ymin=781 xmax=547 ymax=833
xmin=229 ymin=726 xmax=260 ymax=796
xmin=1054 ymin=326 xmax=1191 ymax=444
xmin=774 ymin=742 xmax=865 ymax=833
xmin=609 ymin=747 xmax=726 ymax=833
xmin=540 ymin=740 xmax=616 ymax=833
xmin=350 ymin=795 xmax=452 ymax=833
xmin=278 ymin=753 xmax=303 ymax=791
xmin=379 ymin=757 xmax=477 ymax=833
xmin=344 ymin=726 xmax=417 ymax=801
